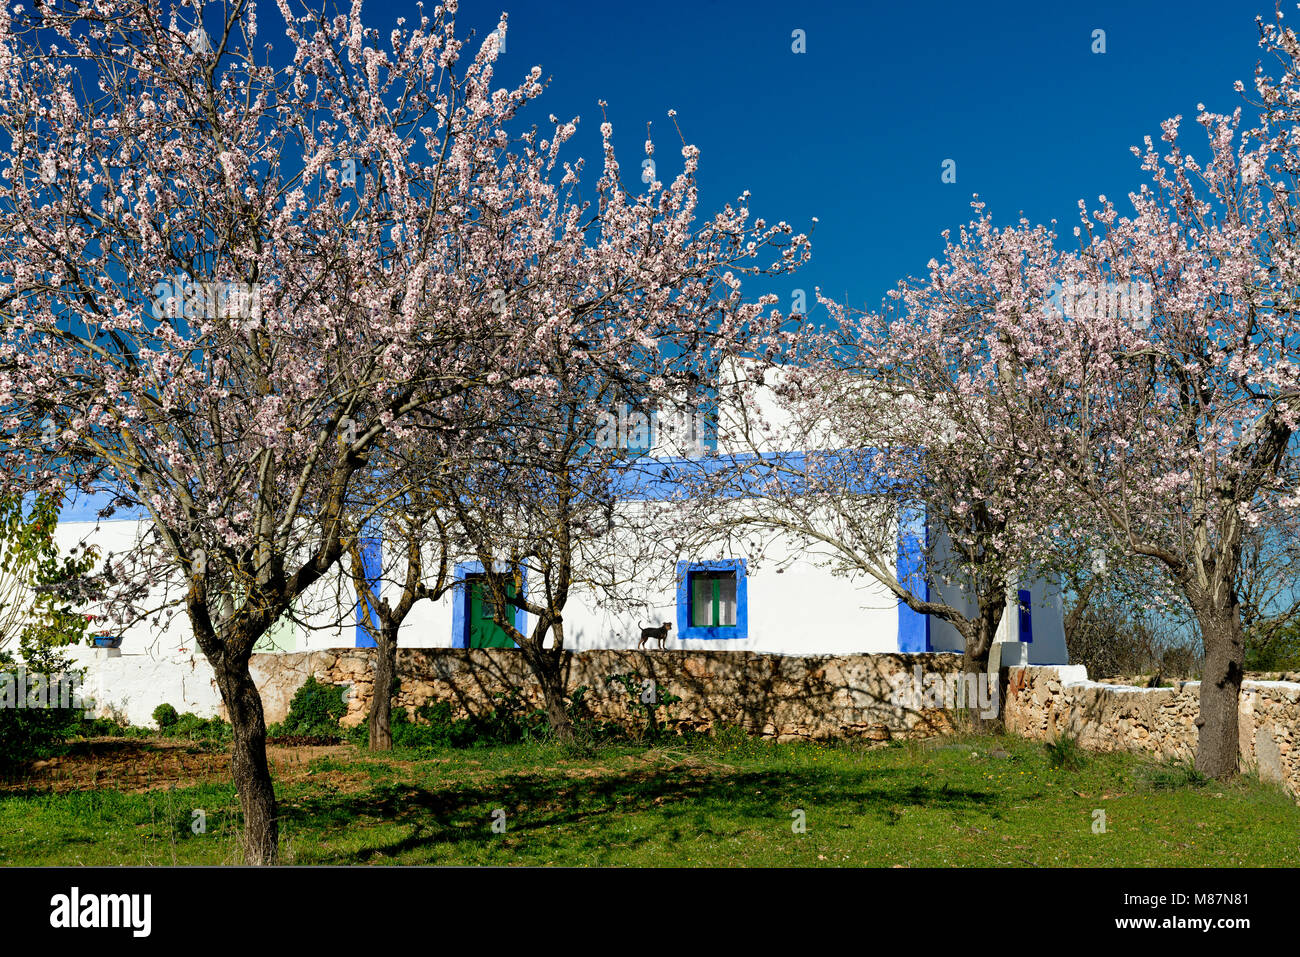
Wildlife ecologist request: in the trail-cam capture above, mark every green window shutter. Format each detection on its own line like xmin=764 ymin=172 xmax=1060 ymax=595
xmin=692 ymin=574 xmax=711 ymax=627
xmin=718 ymin=574 xmax=737 ymax=626
xmin=689 ymin=571 xmax=738 ymax=628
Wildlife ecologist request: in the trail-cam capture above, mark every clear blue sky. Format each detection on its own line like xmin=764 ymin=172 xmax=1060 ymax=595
xmin=412 ymin=0 xmax=1278 ymax=317
xmin=54 ymin=0 xmax=1279 ymax=522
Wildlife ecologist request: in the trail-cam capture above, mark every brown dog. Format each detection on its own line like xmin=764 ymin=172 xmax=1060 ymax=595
xmin=638 ymin=621 xmax=672 ymax=649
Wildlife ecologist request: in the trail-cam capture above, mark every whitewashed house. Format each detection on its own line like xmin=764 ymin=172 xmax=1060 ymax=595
xmin=41 ymin=370 xmax=1067 ymax=723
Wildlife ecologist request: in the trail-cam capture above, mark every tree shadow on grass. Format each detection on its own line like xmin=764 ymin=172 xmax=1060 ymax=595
xmin=278 ymin=762 xmax=999 ymax=863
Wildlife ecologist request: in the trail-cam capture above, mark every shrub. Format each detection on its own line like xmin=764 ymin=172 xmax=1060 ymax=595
xmin=0 ymin=647 xmax=87 ymax=762
xmin=270 ymin=676 xmax=348 ymax=740
xmin=356 ymin=692 xmax=549 ymax=751
xmin=80 ymin=716 xmax=149 ymax=738
xmin=152 ymin=703 xmax=179 ymax=730
xmin=165 ymin=712 xmax=231 ymax=743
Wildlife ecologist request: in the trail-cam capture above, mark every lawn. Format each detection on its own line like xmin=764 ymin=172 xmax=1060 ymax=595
xmin=2 ymin=730 xmax=1297 ymax=866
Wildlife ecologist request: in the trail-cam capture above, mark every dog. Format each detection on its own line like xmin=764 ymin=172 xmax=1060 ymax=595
xmin=637 ymin=620 xmax=672 ymax=650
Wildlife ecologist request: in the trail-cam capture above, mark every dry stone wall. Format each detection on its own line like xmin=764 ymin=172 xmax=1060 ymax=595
xmin=235 ymin=649 xmax=1300 ymax=798
xmin=246 ymin=648 xmax=966 ymax=741
xmin=1002 ymin=665 xmax=1300 ymax=797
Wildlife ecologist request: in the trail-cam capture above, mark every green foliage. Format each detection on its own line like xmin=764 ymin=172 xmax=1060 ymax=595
xmin=1044 ymin=734 xmax=1085 ymax=771
xmin=152 ymin=703 xmax=179 ymax=730
xmin=1244 ymin=619 xmax=1300 ymax=672
xmin=74 ymin=711 xmax=227 ymax=743
xmin=80 ymin=716 xmax=152 ymax=739
xmin=0 ymin=491 xmax=101 ymax=658
xmin=352 ymin=676 xmax=697 ymax=752
xmin=166 ymin=712 xmax=231 ymax=742
xmin=356 ymin=691 xmax=549 ymax=750
xmin=269 ymin=676 xmax=349 ymax=739
xmin=0 ymin=492 xmax=103 ymax=762
xmin=566 ymin=685 xmax=590 ymax=722
xmin=0 ymin=645 xmax=87 ymax=762
xmin=605 ymin=670 xmax=682 ymax=740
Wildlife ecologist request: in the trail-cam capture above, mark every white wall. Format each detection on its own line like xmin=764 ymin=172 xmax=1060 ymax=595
xmin=46 ymin=507 xmax=1066 ymax=662
xmin=50 ymin=519 xmax=360 ymax=655
xmin=64 ymin=645 xmax=224 ymax=725
xmin=923 ymin=525 xmax=1068 ymax=664
xmin=21 ymin=485 xmax=1068 ymax=725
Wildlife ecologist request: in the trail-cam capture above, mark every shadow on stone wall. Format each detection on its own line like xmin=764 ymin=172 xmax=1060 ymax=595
xmin=250 ymin=648 xmax=972 ymax=742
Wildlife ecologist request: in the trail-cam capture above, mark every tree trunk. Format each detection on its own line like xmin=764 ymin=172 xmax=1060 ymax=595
xmin=958 ymin=600 xmax=1003 ymax=731
xmin=1194 ymin=601 xmax=1245 ymax=780
xmin=369 ymin=628 xmax=398 ymax=751
xmin=213 ymin=660 xmax=278 ymax=864
xmin=530 ymin=651 xmax=573 ymax=741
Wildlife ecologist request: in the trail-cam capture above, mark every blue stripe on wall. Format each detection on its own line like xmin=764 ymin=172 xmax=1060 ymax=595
xmin=354 ymin=536 xmax=382 ymax=647
xmin=1018 ymin=588 xmax=1034 ymax=644
xmin=896 ymin=505 xmax=930 ymax=652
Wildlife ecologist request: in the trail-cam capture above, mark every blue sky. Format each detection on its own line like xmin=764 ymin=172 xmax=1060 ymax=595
xmin=419 ymin=0 xmax=1278 ymax=317
xmin=57 ymin=0 xmax=1280 ymax=522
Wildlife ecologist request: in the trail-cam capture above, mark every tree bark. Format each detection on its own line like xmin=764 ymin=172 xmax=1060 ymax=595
xmin=212 ymin=659 xmax=278 ymax=864
xmin=958 ymin=598 xmax=1003 ymax=731
xmin=1194 ymin=600 xmax=1245 ymax=779
xmin=529 ymin=649 xmax=574 ymax=741
xmin=369 ymin=626 xmax=398 ymax=751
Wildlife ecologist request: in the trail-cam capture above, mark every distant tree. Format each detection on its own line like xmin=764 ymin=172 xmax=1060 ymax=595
xmin=343 ymin=480 xmax=456 ymax=751
xmin=0 ymin=491 xmax=100 ymax=657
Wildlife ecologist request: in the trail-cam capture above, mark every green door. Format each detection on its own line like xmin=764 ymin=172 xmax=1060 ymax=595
xmin=468 ymin=577 xmax=518 ymax=648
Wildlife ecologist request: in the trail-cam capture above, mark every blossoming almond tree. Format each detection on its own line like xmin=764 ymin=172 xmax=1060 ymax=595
xmin=1004 ymin=22 xmax=1300 ymax=775
xmin=0 ymin=0 xmax=815 ymax=851
xmin=677 ymin=209 xmax=1065 ymax=697
xmin=436 ymin=110 xmax=812 ymax=740
xmin=0 ymin=0 xmax=573 ymax=861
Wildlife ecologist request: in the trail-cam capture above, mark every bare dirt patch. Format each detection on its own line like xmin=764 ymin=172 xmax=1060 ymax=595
xmin=1 ymin=738 xmax=230 ymax=794
xmin=0 ymin=738 xmax=359 ymax=794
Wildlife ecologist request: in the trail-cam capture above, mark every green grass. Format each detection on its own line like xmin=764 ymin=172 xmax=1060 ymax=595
xmin=2 ymin=732 xmax=1298 ymax=866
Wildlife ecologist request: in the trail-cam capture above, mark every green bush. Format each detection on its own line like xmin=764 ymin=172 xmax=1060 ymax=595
xmin=167 ymin=712 xmax=230 ymax=742
xmin=80 ymin=716 xmax=150 ymax=739
xmin=355 ymin=692 xmax=548 ymax=751
xmin=269 ymin=676 xmax=349 ymax=739
xmin=152 ymin=703 xmax=179 ymax=730
xmin=73 ymin=710 xmax=227 ymax=743
xmin=0 ymin=647 xmax=88 ymax=763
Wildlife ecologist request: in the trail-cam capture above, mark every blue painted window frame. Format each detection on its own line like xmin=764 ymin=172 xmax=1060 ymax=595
xmin=676 ymin=559 xmax=747 ymax=640
xmin=452 ymin=562 xmax=527 ymax=649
